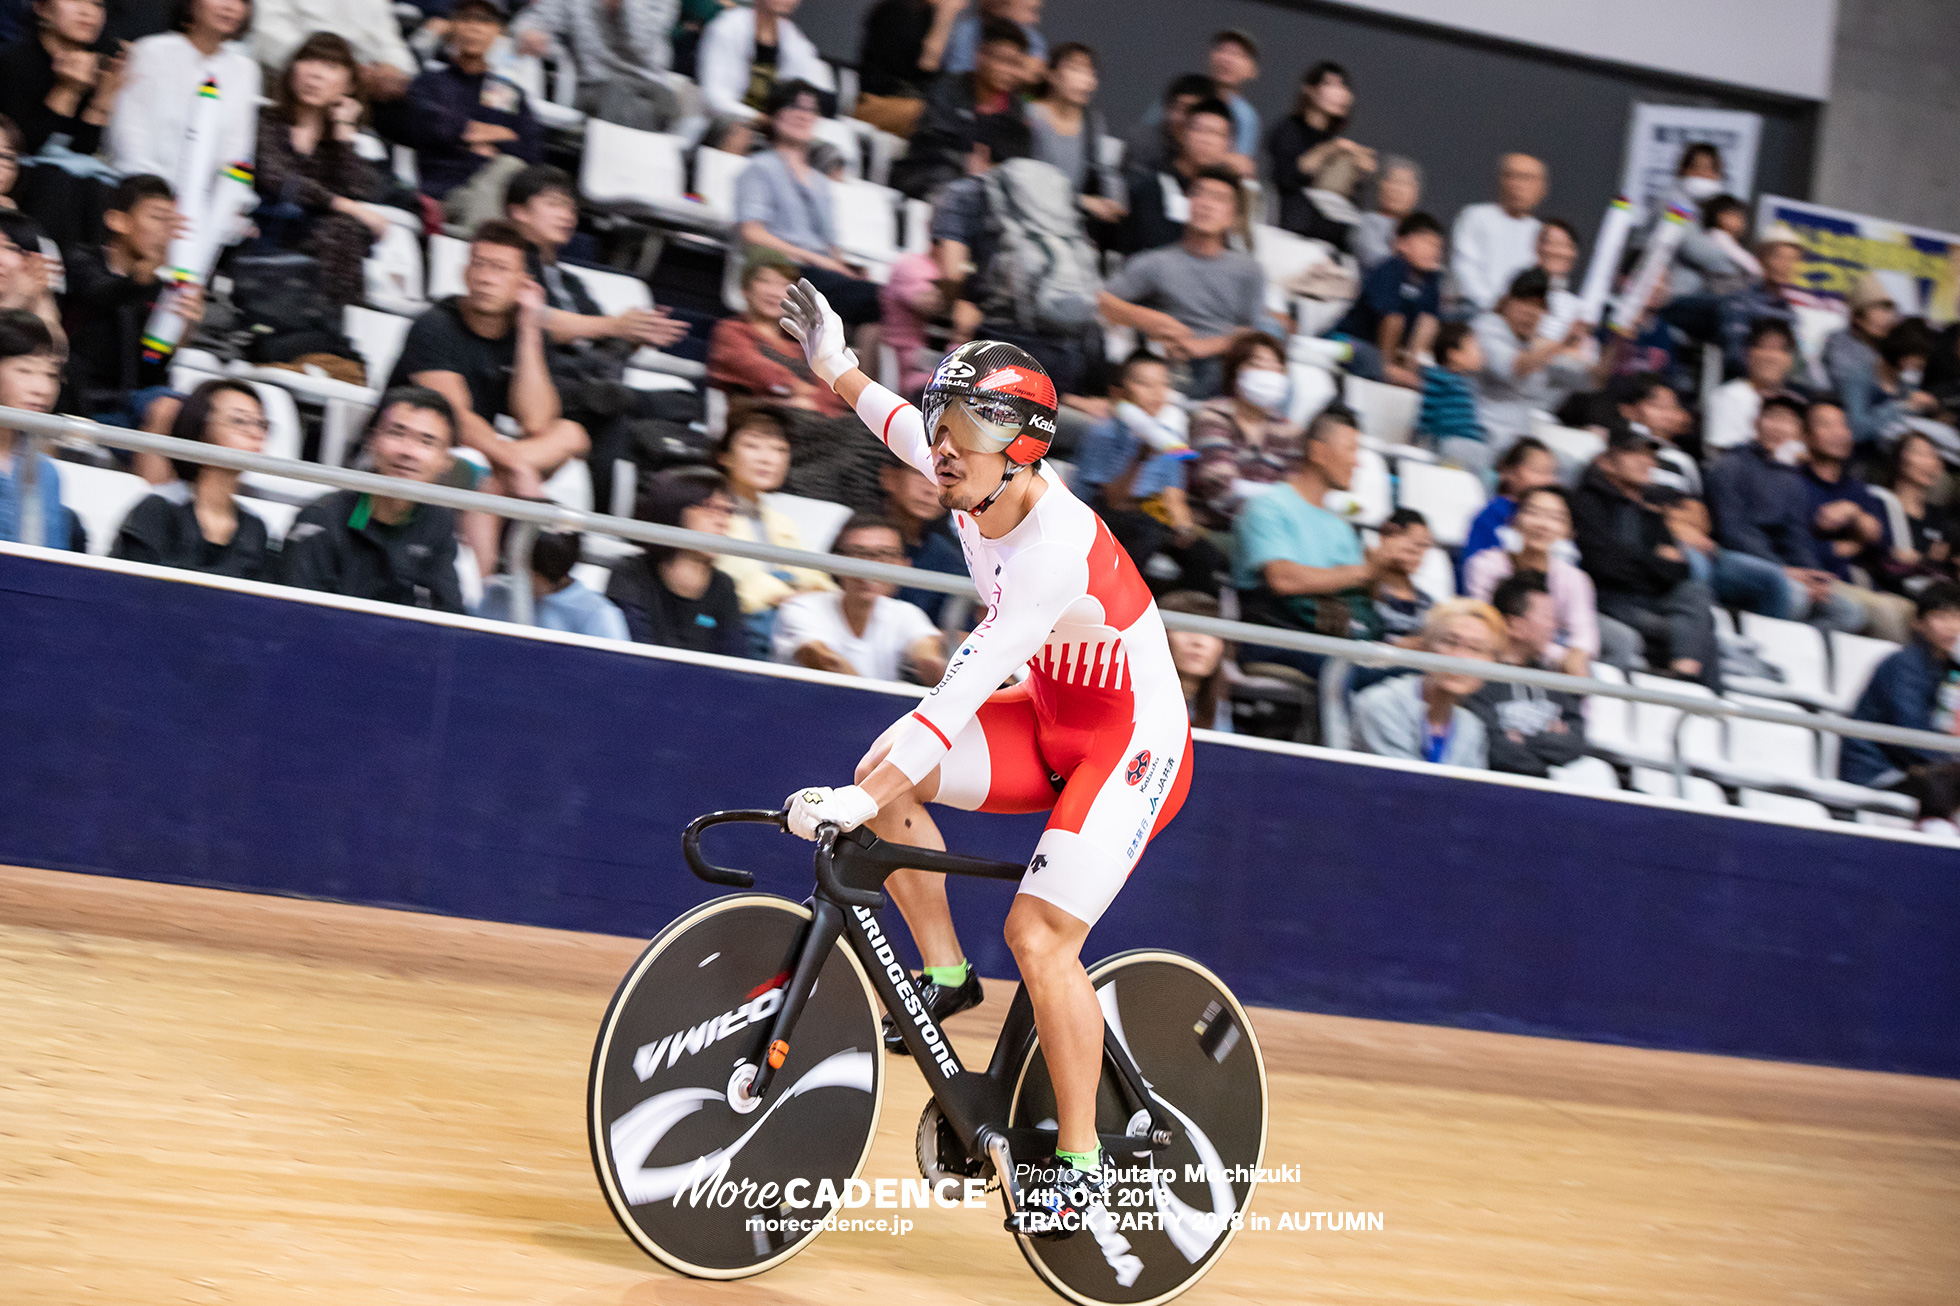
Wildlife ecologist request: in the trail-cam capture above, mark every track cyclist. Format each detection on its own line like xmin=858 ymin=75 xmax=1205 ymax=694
xmin=773 ymin=279 xmax=1194 ymax=1238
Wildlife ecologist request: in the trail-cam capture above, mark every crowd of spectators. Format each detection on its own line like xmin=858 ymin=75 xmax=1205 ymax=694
xmin=0 ymin=0 xmax=1954 ymax=823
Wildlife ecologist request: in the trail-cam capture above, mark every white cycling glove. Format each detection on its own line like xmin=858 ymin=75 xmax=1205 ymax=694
xmin=779 ymin=277 xmax=859 ymax=387
xmin=784 ymin=784 xmax=879 ymax=841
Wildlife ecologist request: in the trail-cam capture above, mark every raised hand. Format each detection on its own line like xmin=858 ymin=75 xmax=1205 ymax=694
xmin=779 ymin=277 xmax=858 ymax=386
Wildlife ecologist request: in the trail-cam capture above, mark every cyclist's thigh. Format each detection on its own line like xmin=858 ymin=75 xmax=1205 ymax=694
xmin=1018 ymin=702 xmax=1193 ymax=928
xmin=931 ymin=686 xmax=1063 ymax=815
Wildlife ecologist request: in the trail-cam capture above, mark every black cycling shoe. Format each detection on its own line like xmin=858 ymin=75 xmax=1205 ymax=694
xmin=1007 ymin=1153 xmax=1111 ymax=1241
xmin=881 ymin=970 xmax=983 ymax=1051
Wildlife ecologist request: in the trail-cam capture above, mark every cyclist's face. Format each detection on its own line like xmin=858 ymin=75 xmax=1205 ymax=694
xmin=928 ymin=412 xmax=1010 ymax=511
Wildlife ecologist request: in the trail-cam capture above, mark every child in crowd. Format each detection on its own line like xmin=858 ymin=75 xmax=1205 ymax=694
xmin=60 ymin=174 xmax=198 ymax=482
xmin=1371 ymin=508 xmax=1435 ymax=645
xmin=475 ymin=528 xmax=630 ymax=639
xmin=1700 ymin=195 xmax=1762 ymax=281
xmin=1417 ymin=320 xmax=1490 ymax=478
xmin=1071 ymin=349 xmax=1214 ymax=588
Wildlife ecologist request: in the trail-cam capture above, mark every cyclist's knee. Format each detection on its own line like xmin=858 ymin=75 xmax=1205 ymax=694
xmin=1003 ymin=895 xmax=1085 ymax=968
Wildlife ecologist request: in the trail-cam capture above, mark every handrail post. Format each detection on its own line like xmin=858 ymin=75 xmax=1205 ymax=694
xmin=505 ymin=519 xmax=539 ymax=626
xmin=16 ymin=431 xmax=43 ymax=547
xmin=1669 ymin=713 xmax=1690 ymax=798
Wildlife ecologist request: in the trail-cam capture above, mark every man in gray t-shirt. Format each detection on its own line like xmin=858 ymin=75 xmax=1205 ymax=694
xmin=1097 ymin=166 xmax=1274 ymax=397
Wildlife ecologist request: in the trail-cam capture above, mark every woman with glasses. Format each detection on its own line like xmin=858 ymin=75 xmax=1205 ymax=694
xmin=606 ymin=465 xmax=750 ymax=658
xmin=111 ymin=378 xmax=273 ymax=579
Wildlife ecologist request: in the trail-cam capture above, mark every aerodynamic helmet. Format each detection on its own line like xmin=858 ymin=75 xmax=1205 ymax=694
xmin=920 ymin=340 xmax=1059 ymax=471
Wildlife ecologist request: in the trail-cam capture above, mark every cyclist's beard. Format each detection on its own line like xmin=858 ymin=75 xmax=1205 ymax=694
xmin=933 ymin=448 xmax=1003 ymax=513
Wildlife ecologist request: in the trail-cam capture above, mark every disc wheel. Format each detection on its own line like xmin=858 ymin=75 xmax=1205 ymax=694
xmin=588 ymin=894 xmax=884 ymax=1278
xmin=1007 ymin=950 xmax=1268 ymax=1306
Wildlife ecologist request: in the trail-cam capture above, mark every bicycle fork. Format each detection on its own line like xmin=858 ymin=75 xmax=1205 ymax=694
xmin=744 ymin=896 xmax=849 ymax=1102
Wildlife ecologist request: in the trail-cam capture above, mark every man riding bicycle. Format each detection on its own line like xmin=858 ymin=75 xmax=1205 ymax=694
xmin=774 ymin=280 xmax=1193 ymax=1234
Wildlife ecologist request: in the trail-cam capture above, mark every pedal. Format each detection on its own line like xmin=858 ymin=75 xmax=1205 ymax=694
xmin=979 ymin=1127 xmax=1021 ymax=1218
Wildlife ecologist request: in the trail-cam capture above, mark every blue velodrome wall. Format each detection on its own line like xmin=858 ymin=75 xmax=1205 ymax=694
xmin=3 ymin=546 xmax=1956 ymax=1078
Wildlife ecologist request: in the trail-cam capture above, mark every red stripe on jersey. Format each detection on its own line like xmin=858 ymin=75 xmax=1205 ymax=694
xmin=1086 ymin=516 xmax=1154 ymax=629
xmin=880 ymin=405 xmax=903 ymax=447
xmin=910 ymin=712 xmax=951 ymax=749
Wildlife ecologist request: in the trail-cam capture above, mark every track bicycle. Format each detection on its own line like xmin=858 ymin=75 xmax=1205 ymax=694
xmin=587 ymin=808 xmax=1269 ymax=1305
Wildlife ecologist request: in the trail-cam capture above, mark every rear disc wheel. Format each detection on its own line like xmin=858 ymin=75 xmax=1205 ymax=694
xmin=1008 ymin=950 xmax=1268 ymax=1305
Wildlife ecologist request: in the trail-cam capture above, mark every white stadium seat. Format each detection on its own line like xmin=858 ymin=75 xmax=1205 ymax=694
xmin=426 ymin=233 xmax=469 ymax=300
xmin=345 ymin=306 xmax=415 ymax=390
xmin=1395 ymin=462 xmax=1486 ymax=547
xmin=1737 ymin=613 xmax=1829 ymax=702
xmin=830 ymin=178 xmax=903 ymax=267
xmin=693 ymin=146 xmax=747 ymax=222
xmin=55 ymin=461 xmax=153 ymax=555
xmin=579 ymin=121 xmax=720 ymax=229
xmin=810 ymin=116 xmax=865 ymax=178
xmin=1343 ymin=375 xmax=1419 ymax=446
xmin=1323 ymin=446 xmax=1391 ymax=527
xmin=764 ymin=492 xmax=854 ymax=554
xmin=1829 ymin=631 xmax=1896 ymax=712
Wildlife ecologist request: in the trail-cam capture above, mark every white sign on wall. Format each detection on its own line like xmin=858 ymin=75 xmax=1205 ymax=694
xmin=1619 ymin=103 xmax=1762 ymax=225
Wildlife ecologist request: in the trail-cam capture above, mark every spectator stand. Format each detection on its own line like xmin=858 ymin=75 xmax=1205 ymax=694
xmin=17 ymin=407 xmax=1948 ymax=826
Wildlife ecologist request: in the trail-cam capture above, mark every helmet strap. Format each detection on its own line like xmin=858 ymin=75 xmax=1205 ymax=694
xmin=972 ymin=459 xmax=1028 ymax=516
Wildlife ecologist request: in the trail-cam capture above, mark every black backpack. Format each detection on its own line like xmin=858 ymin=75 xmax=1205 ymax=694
xmin=228 ymin=250 xmax=355 ymax=365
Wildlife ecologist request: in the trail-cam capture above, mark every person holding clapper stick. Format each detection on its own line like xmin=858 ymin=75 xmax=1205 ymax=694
xmin=104 ymin=0 xmax=261 ymax=367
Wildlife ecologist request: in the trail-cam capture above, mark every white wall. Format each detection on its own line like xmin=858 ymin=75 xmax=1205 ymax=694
xmin=1812 ymin=0 xmax=1960 ymax=233
xmin=1326 ymin=0 xmax=1838 ymax=100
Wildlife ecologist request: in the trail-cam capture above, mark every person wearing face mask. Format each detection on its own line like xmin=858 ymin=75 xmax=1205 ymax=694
xmin=1529 ymin=217 xmax=1590 ymax=344
xmin=1186 ymin=330 xmax=1303 ymax=532
xmin=1705 ymin=392 xmax=1866 ymax=633
xmin=1839 ymin=581 xmax=1960 ymax=788
xmin=1822 ymin=274 xmax=1898 ymax=405
xmin=1659 ymin=142 xmax=1751 ymax=297
xmin=1843 ymin=316 xmax=1946 ymax=455
xmin=1463 ymin=484 xmax=1598 ymax=676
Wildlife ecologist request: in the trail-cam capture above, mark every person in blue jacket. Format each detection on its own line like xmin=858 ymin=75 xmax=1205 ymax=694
xmin=1840 ymin=581 xmax=1960 ymax=788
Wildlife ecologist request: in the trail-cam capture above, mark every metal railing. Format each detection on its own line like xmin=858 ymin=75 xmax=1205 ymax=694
xmin=8 ymin=406 xmax=1956 ymax=808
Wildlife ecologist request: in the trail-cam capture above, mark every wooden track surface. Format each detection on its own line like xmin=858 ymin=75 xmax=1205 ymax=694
xmin=4 ymin=864 xmax=1956 ymax=1305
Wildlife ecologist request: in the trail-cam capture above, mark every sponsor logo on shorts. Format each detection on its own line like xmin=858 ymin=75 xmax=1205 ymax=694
xmin=1124 ymin=749 xmax=1153 ymax=786
xmin=1027 ymin=853 xmax=1049 ymax=875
